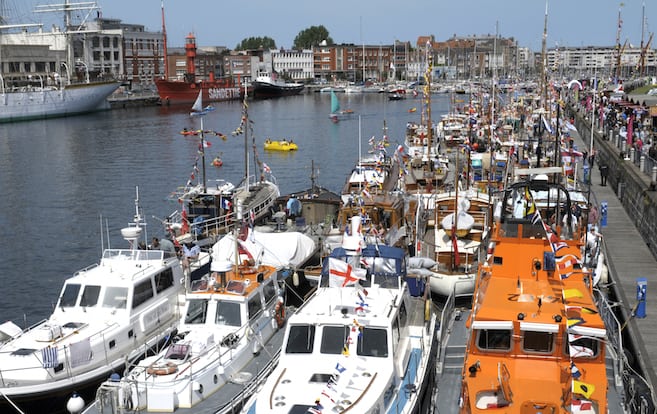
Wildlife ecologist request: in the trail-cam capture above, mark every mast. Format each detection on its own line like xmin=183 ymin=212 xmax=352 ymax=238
xmin=161 ymin=0 xmax=168 ymax=80
xmin=614 ymin=3 xmax=623 ymax=83
xmin=424 ymin=40 xmax=433 ymax=157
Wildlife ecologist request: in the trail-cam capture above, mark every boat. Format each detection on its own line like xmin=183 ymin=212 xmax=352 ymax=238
xmin=241 ymin=216 xmax=438 ymax=414
xmin=85 ymin=227 xmax=317 ymax=414
xmin=264 ymin=139 xmax=298 ymax=151
xmin=433 ymin=175 xmax=639 ymax=413
xmin=388 ymin=88 xmax=407 ymax=100
xmin=166 ymin=91 xmax=280 ymax=245
xmin=155 ymin=6 xmax=242 ymax=105
xmin=251 ymin=70 xmax=304 ymax=99
xmin=0 ymin=3 xmax=121 ymax=123
xmin=0 ymin=190 xmax=184 ymax=414
xmin=412 ymin=188 xmax=491 ymax=297
xmin=328 ymin=90 xmax=355 ymax=122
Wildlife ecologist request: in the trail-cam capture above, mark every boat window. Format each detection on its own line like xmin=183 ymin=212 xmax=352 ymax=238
xmin=216 ymin=300 xmax=241 ymax=327
xmin=522 ymin=331 xmax=554 ymax=354
xmin=247 ymin=295 xmax=263 ymax=320
xmin=132 ymin=279 xmax=155 ymax=309
xmin=184 ymin=299 xmax=208 ymax=324
xmin=102 ymin=287 xmax=129 ymax=309
xmin=286 ymin=324 xmax=316 ymax=354
xmin=59 ymin=284 xmax=81 ymax=307
xmin=80 ymin=285 xmax=101 ymax=307
xmin=262 ymin=281 xmax=276 ymax=304
xmin=477 ymin=329 xmax=512 ymax=351
xmin=154 ymin=268 xmax=174 ymax=294
xmin=567 ymin=335 xmax=599 ymax=358
xmin=320 ymin=325 xmax=350 ymax=354
xmin=357 ymin=327 xmax=388 ymax=357
xmin=165 ymin=343 xmax=190 ymax=361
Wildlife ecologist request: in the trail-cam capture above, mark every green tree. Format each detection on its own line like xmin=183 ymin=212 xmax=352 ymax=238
xmin=235 ymin=36 xmax=276 ymax=51
xmin=293 ymin=26 xmax=333 ymax=49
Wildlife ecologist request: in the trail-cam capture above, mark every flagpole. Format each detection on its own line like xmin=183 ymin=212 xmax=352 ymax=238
xmin=200 ymin=116 xmax=207 ymax=193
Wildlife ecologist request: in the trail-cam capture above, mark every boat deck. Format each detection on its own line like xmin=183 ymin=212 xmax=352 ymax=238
xmin=85 ymin=317 xmax=286 ymax=414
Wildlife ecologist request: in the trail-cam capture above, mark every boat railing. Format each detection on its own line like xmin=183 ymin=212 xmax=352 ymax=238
xmin=0 ymin=320 xmax=126 ymax=386
xmin=436 ymin=290 xmax=457 ymax=364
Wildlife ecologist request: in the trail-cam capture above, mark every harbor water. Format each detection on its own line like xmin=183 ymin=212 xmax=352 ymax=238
xmin=0 ymin=92 xmax=453 ymax=326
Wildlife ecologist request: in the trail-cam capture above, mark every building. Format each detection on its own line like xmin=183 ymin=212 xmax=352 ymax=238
xmin=546 ymin=45 xmax=657 ymax=79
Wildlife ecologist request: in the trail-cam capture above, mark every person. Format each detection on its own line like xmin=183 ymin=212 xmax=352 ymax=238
xmin=286 ymin=194 xmax=302 ymax=219
xmin=599 ymin=162 xmax=609 ymax=186
xmin=152 ymin=237 xmax=176 ymax=256
xmin=182 ymin=242 xmax=200 ymax=271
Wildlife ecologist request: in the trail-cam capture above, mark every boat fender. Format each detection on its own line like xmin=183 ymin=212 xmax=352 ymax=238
xmin=274 ymin=299 xmax=286 ymax=328
xmin=424 ymin=299 xmax=431 ymax=322
xmin=292 ymin=271 xmax=299 ymax=287
xmin=146 ymin=361 xmax=178 ymax=376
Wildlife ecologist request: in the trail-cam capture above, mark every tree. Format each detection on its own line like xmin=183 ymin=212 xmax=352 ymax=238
xmin=293 ymin=26 xmax=333 ymax=50
xmin=235 ymin=36 xmax=276 ymax=51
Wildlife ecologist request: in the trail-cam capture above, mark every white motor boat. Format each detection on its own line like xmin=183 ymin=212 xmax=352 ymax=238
xmin=0 ymin=191 xmax=184 ymax=413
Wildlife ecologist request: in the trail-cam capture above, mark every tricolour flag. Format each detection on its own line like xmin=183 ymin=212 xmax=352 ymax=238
xmin=328 ymin=258 xmax=366 ymax=287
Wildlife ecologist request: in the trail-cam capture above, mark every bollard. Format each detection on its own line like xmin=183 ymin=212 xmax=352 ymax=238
xmin=621 ymin=140 xmax=626 ymax=156
xmin=630 ymin=147 xmax=635 ymax=162
xmin=640 ymin=155 xmax=646 ymax=172
xmin=652 ymin=166 xmax=657 ymax=190
xmin=636 ymin=277 xmax=647 ymax=318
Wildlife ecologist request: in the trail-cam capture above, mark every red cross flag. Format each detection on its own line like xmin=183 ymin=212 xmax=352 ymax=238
xmin=328 ymin=258 xmax=366 ymax=287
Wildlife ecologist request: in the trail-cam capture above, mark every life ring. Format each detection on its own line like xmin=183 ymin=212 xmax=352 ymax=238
xmin=274 ymin=301 xmax=285 ymax=328
xmin=146 ymin=361 xmax=178 ymax=376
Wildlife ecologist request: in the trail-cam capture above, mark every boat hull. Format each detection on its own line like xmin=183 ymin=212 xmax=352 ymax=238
xmin=156 ymin=79 xmax=243 ymax=104
xmin=251 ymin=81 xmax=304 ymax=99
xmin=0 ymin=81 xmax=120 ymax=123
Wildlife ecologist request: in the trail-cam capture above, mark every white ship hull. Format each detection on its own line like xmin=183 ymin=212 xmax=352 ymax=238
xmin=0 ymin=81 xmax=120 ymax=123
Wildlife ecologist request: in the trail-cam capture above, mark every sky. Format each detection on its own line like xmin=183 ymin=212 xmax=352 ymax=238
xmin=9 ymin=1 xmax=656 ymax=52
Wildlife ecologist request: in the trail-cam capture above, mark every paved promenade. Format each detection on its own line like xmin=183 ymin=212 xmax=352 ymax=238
xmin=569 ymin=123 xmax=657 ymax=392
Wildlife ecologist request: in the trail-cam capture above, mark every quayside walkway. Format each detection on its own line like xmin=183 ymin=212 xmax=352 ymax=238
xmin=568 ymin=106 xmax=657 ymax=401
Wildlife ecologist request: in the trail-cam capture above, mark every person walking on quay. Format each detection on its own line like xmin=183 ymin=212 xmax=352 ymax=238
xmin=599 ymin=162 xmax=609 ymax=186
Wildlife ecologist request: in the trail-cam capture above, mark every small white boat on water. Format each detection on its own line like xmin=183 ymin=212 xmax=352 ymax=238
xmin=0 ymin=190 xmax=185 ymax=414
xmin=241 ymin=217 xmax=438 ymax=414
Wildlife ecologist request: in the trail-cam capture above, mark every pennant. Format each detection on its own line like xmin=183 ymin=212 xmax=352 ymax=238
xmin=570 ymin=362 xmax=582 ymax=379
xmin=262 ymin=162 xmax=271 ymax=173
xmin=334 ymin=362 xmax=346 ymax=374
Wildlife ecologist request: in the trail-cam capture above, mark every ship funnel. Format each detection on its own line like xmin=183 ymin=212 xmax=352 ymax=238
xmin=342 ymin=216 xmax=363 ymax=251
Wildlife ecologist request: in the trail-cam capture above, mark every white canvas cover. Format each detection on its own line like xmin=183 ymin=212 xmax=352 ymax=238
xmin=211 ymin=229 xmax=316 ymax=269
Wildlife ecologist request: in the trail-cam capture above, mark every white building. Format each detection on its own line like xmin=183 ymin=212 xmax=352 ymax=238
xmin=268 ymin=49 xmax=314 ymax=81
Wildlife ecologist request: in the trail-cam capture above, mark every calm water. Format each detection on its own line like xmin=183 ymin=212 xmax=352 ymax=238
xmin=0 ymin=92 xmax=452 ymax=326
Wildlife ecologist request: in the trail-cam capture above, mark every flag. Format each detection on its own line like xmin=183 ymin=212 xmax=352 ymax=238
xmin=573 ymin=380 xmax=595 ymax=399
xmin=543 ymin=221 xmax=567 ymax=252
xmin=263 ymin=162 xmax=271 ymax=173
xmin=557 ymin=254 xmax=579 ymax=278
xmin=523 ymin=187 xmax=540 ymax=223
xmin=328 ymin=258 xmax=366 ymax=287
xmin=570 ymin=362 xmax=582 ymax=379
xmin=335 ymin=362 xmax=347 ymax=374
xmin=221 ymin=198 xmax=232 ymax=210
xmin=563 ymin=288 xmax=583 ymax=299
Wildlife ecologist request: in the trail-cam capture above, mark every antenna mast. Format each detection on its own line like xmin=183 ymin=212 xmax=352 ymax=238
xmin=614 ymin=3 xmax=624 ymax=82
